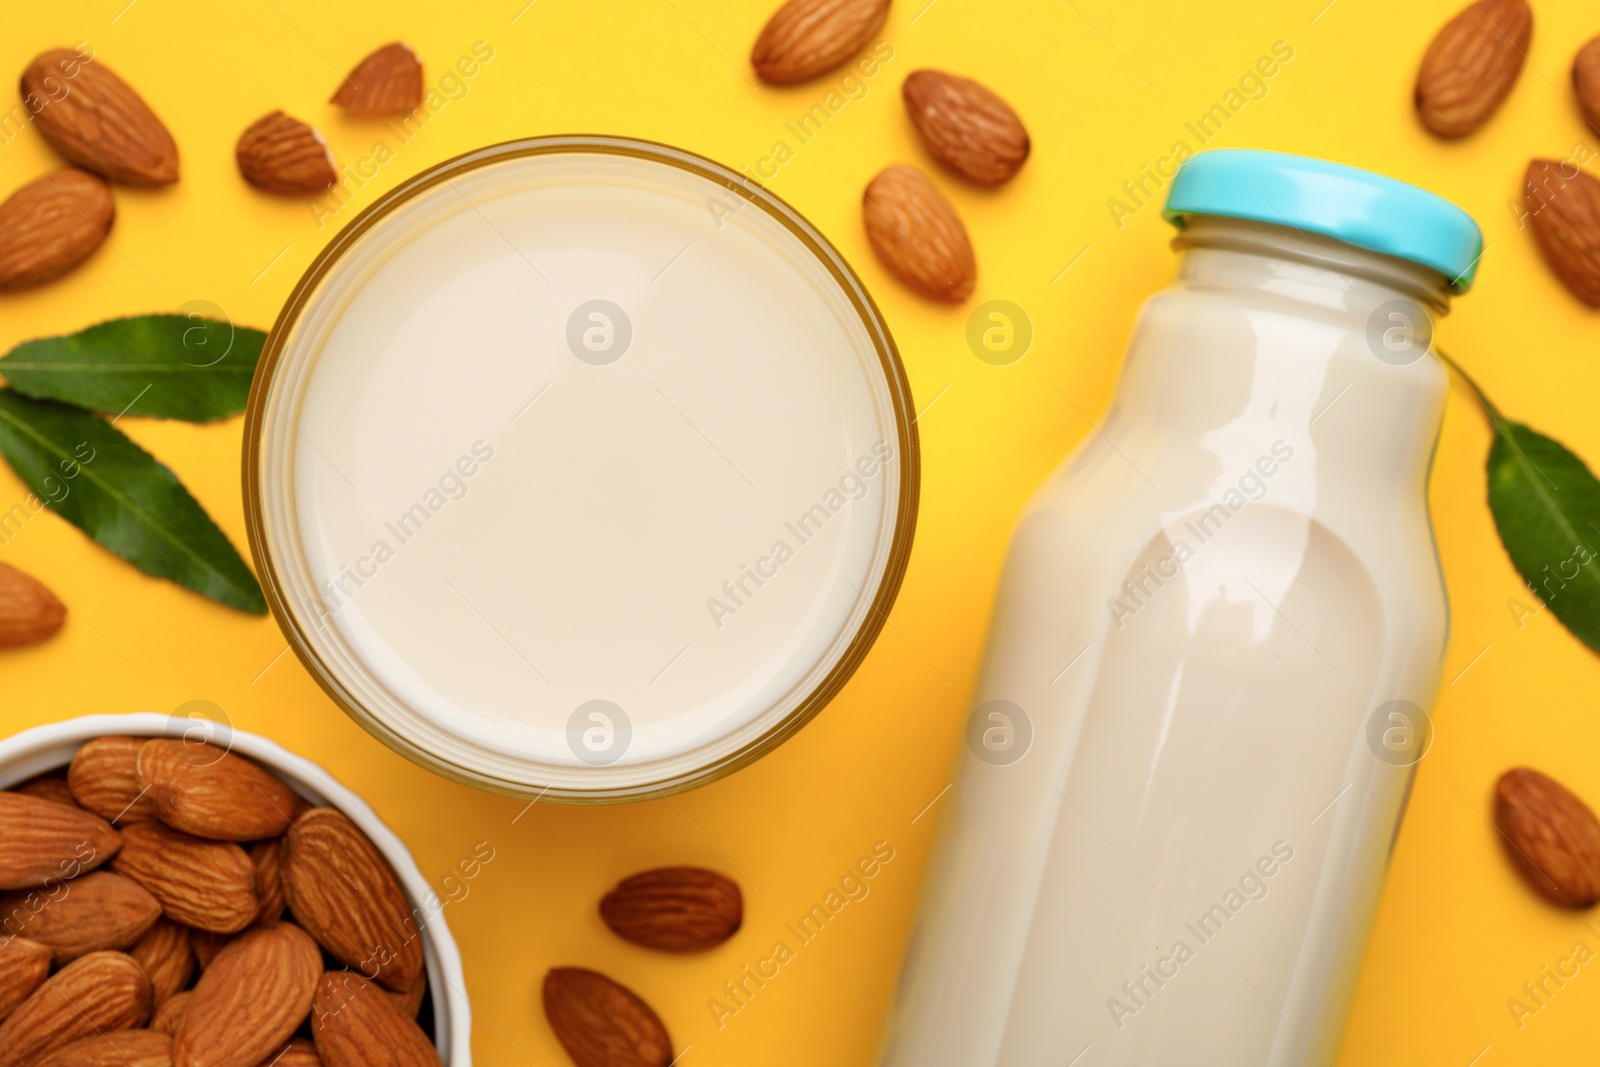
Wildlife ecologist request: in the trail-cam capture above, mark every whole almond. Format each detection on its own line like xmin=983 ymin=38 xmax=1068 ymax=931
xmin=543 ymin=968 xmax=672 ymax=1067
xmin=0 ymin=951 xmax=152 ymax=1067
xmin=902 ymin=70 xmax=1030 ymax=186
xmin=282 ymin=808 xmax=421 ymax=993
xmin=251 ymin=838 xmax=288 ymax=925
xmin=0 ymin=793 xmax=119 ymax=890
xmin=331 ymin=44 xmax=424 ymax=117
xmin=1578 ymin=36 xmax=1600 ymax=133
xmin=258 ymin=1038 xmax=320 ymax=1067
xmin=147 ymin=991 xmax=192 ymax=1037
xmin=69 ymin=738 xmax=156 ymax=825
xmin=0 ymin=170 xmax=113 ymax=293
xmin=137 ymin=740 xmax=295 ymax=842
xmin=36 ymin=1031 xmax=170 ymax=1067
xmin=0 ymin=938 xmax=51 ymax=1023
xmin=128 ymin=918 xmax=194 ymax=1007
xmin=0 ymin=563 xmax=69 ymax=641
xmin=1524 ymin=159 xmax=1600 ymax=307
xmin=14 ymin=777 xmax=76 ymax=808
xmin=387 ymin=974 xmax=426 ymax=1020
xmin=1414 ymin=0 xmax=1532 ymax=138
xmin=20 ymin=50 xmax=178 ymax=185
xmin=173 ymin=923 xmax=321 ymax=1067
xmin=862 ymin=163 xmax=976 ymax=303
xmin=751 ymin=0 xmax=890 ymax=85
xmin=0 ymin=870 xmax=160 ymax=963
xmin=311 ymin=971 xmax=441 ymax=1067
xmin=600 ymin=867 xmax=743 ymax=952
xmin=110 ymin=821 xmax=258 ymax=934
xmin=1496 ymin=767 xmax=1600 ymax=906
xmin=236 ymin=112 xmax=337 ymax=197
xmin=189 ymin=930 xmax=227 ymax=971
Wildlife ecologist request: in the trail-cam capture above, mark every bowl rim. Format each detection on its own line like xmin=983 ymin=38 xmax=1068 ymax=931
xmin=0 ymin=713 xmax=471 ymax=1064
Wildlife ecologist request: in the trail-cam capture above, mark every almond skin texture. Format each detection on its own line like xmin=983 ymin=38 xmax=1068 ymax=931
xmin=0 ymin=938 xmax=51 ymax=1023
xmin=0 ymin=870 xmax=161 ymax=964
xmin=282 ymin=808 xmax=421 ymax=993
xmin=1414 ymin=0 xmax=1532 ymax=138
xmin=258 ymin=1038 xmax=320 ymax=1067
xmin=751 ymin=0 xmax=889 ymax=84
xmin=35 ymin=1031 xmax=170 ymax=1067
xmin=14 ymin=777 xmax=76 ymax=808
xmin=188 ymin=930 xmax=227 ymax=971
xmin=110 ymin=821 xmax=258 ymax=934
xmin=862 ymin=163 xmax=976 ymax=303
xmin=331 ymin=43 xmax=423 ymax=117
xmin=173 ymin=923 xmax=322 ymax=1067
xmin=543 ymin=968 xmax=672 ymax=1067
xmin=0 ymin=951 xmax=152 ymax=1067
xmin=0 ymin=169 xmax=113 ymax=293
xmin=600 ymin=867 xmax=743 ymax=952
xmin=20 ymin=50 xmax=178 ymax=185
xmin=137 ymin=740 xmax=295 ymax=842
xmin=310 ymin=971 xmax=442 ymax=1067
xmin=1577 ymin=36 xmax=1600 ymax=133
xmin=69 ymin=738 xmax=156 ymax=824
xmin=147 ymin=991 xmax=192 ymax=1037
xmin=1524 ymin=159 xmax=1600 ymax=307
xmin=902 ymin=70 xmax=1030 ymax=186
xmin=386 ymin=975 xmax=426 ymax=1020
xmin=236 ymin=112 xmax=337 ymax=197
xmin=1496 ymin=767 xmax=1600 ymax=906
xmin=251 ymin=838 xmax=288 ymax=925
xmin=0 ymin=563 xmax=70 ymax=639
xmin=0 ymin=793 xmax=119 ymax=890
xmin=128 ymin=918 xmax=194 ymax=1007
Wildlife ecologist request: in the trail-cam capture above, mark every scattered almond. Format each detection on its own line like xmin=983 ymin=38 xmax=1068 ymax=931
xmin=0 ymin=938 xmax=51 ymax=1023
xmin=311 ymin=971 xmax=442 ymax=1067
xmin=0 ymin=871 xmax=160 ymax=964
xmin=13 ymin=777 xmax=76 ymax=808
xmin=147 ymin=991 xmax=191 ymax=1037
xmin=331 ymin=43 xmax=424 ymax=117
xmin=751 ymin=0 xmax=889 ymax=85
xmin=1496 ymin=767 xmax=1600 ymax=906
xmin=600 ymin=867 xmax=743 ymax=952
xmin=0 ymin=793 xmax=119 ymax=891
xmin=0 ymin=951 xmax=151 ymax=1067
xmin=68 ymin=738 xmax=155 ymax=825
xmin=543 ymin=967 xmax=672 ymax=1067
xmin=20 ymin=50 xmax=179 ymax=185
xmin=172 ymin=923 xmax=321 ymax=1067
xmin=1524 ymin=159 xmax=1600 ymax=306
xmin=1578 ymin=36 xmax=1600 ymax=132
xmin=236 ymin=112 xmax=337 ymax=197
xmin=35 ymin=1030 xmax=170 ymax=1067
xmin=282 ymin=808 xmax=421 ymax=993
xmin=137 ymin=740 xmax=296 ymax=842
xmin=0 ymin=168 xmax=112 ymax=293
xmin=0 ymin=563 xmax=70 ymax=641
xmin=110 ymin=822 xmax=258 ymax=934
xmin=1414 ymin=0 xmax=1532 ymax=138
xmin=127 ymin=919 xmax=194 ymax=1008
xmin=902 ymin=70 xmax=1030 ymax=186
xmin=862 ymin=163 xmax=976 ymax=303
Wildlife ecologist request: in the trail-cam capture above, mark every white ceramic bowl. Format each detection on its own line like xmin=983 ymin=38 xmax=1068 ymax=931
xmin=0 ymin=713 xmax=471 ymax=1064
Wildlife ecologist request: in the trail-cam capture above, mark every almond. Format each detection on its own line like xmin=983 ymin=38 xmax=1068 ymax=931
xmin=1524 ymin=159 xmax=1600 ymax=307
xmin=0 ymin=951 xmax=152 ymax=1067
xmin=236 ymin=112 xmax=337 ymax=197
xmin=600 ymin=867 xmax=743 ymax=952
xmin=0 ymin=938 xmax=51 ymax=1022
xmin=257 ymin=1038 xmax=320 ymax=1067
xmin=188 ymin=930 xmax=227 ymax=971
xmin=862 ymin=163 xmax=976 ymax=303
xmin=1578 ymin=36 xmax=1600 ymax=133
xmin=69 ymin=738 xmax=155 ymax=825
xmin=36 ymin=1031 xmax=170 ymax=1067
xmin=110 ymin=821 xmax=258 ymax=934
xmin=0 ymin=168 xmax=113 ymax=292
xmin=251 ymin=838 xmax=287 ymax=925
xmin=137 ymin=740 xmax=295 ymax=842
xmin=903 ymin=70 xmax=1030 ymax=186
xmin=1414 ymin=0 xmax=1532 ymax=138
xmin=20 ymin=50 xmax=178 ymax=185
xmin=147 ymin=991 xmax=192 ymax=1037
xmin=1496 ymin=767 xmax=1600 ymax=906
xmin=173 ymin=923 xmax=321 ymax=1067
xmin=386 ymin=974 xmax=426 ymax=1020
xmin=311 ymin=971 xmax=440 ymax=1067
xmin=282 ymin=808 xmax=421 ymax=993
xmin=128 ymin=918 xmax=194 ymax=1007
xmin=0 ymin=793 xmax=119 ymax=890
xmin=331 ymin=44 xmax=423 ymax=118
xmin=0 ymin=870 xmax=160 ymax=963
xmin=751 ymin=0 xmax=889 ymax=85
xmin=13 ymin=777 xmax=76 ymax=808
xmin=543 ymin=968 xmax=672 ymax=1067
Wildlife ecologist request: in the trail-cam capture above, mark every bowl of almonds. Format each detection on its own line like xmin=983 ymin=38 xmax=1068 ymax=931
xmin=0 ymin=713 xmax=470 ymax=1067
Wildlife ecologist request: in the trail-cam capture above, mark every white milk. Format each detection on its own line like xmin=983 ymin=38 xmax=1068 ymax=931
xmin=254 ymin=145 xmax=909 ymax=795
xmin=879 ymin=216 xmax=1453 ymax=1066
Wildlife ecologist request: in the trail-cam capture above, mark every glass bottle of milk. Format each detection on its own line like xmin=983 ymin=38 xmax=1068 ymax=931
xmin=879 ymin=150 xmax=1482 ymax=1067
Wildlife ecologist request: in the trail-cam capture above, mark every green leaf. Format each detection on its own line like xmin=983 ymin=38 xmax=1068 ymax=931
xmin=1486 ymin=418 xmax=1600 ymax=654
xmin=0 ymin=315 xmax=266 ymax=422
xmin=0 ymin=390 xmax=266 ymax=614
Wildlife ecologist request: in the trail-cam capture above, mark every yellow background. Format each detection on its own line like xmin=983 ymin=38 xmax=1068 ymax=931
xmin=2 ymin=0 xmax=1597 ymax=1063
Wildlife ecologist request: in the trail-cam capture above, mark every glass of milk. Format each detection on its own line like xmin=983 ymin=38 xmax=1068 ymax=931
xmin=878 ymin=150 xmax=1481 ymax=1067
